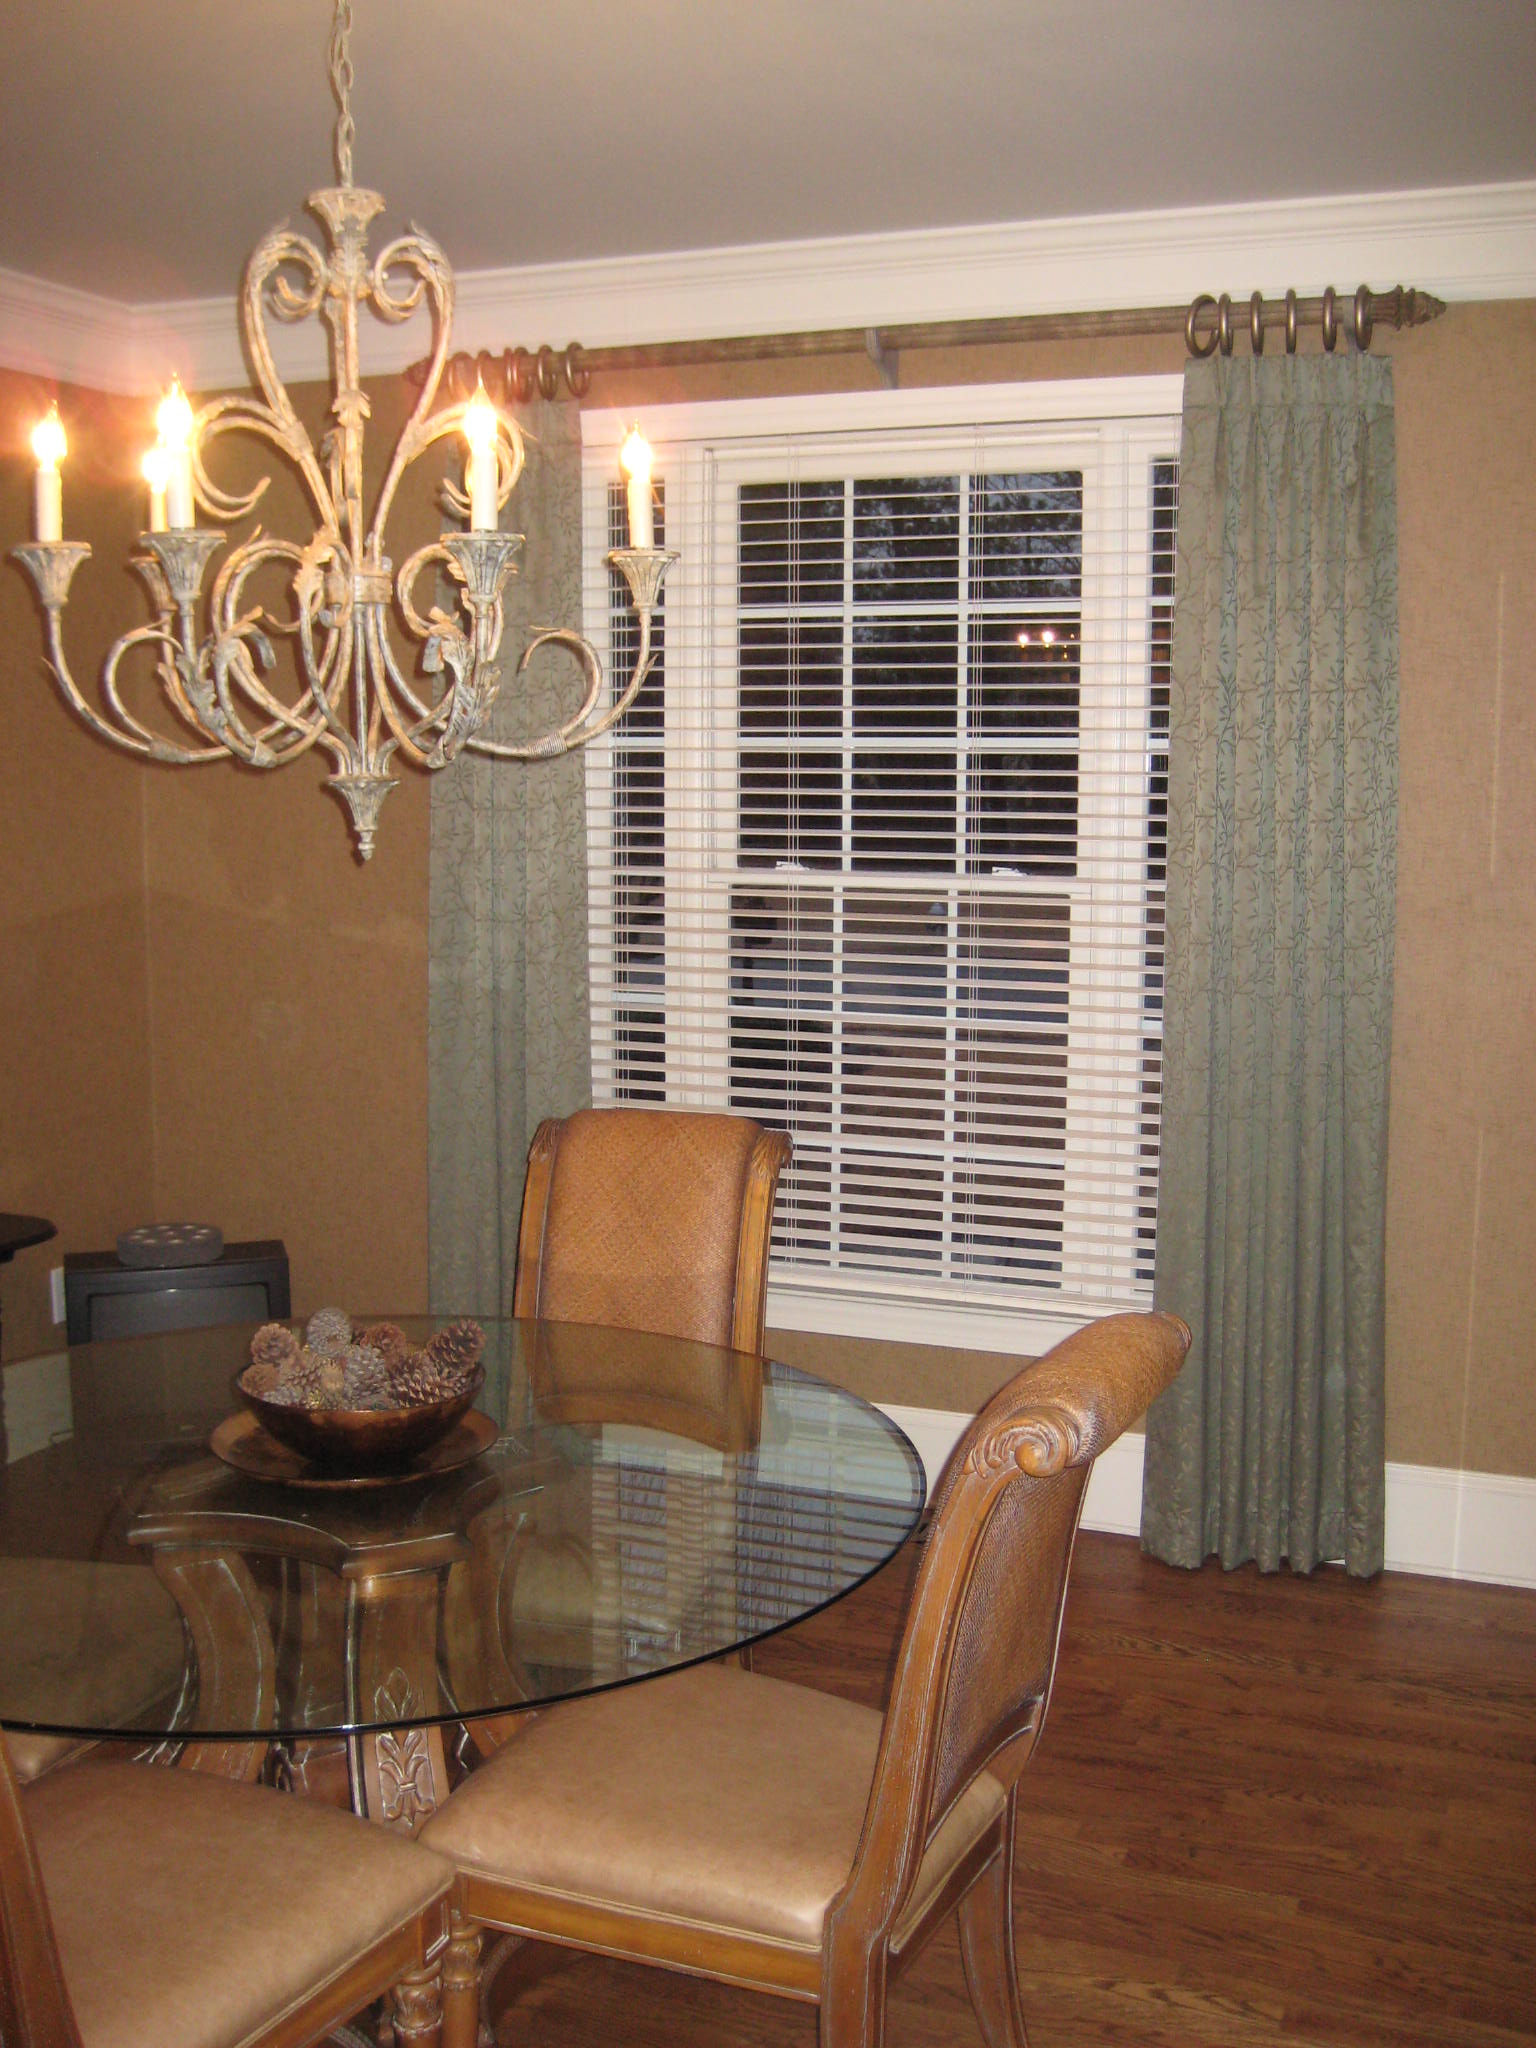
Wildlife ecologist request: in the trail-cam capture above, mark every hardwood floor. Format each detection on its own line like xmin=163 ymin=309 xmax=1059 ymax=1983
xmin=491 ymin=1532 xmax=1536 ymax=2047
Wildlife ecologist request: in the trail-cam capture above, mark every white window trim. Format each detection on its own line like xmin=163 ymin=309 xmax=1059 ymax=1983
xmin=582 ymin=375 xmax=1182 ymax=1354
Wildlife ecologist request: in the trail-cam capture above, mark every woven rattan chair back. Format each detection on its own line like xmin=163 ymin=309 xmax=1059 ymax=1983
xmin=512 ymin=1107 xmax=790 ymax=1354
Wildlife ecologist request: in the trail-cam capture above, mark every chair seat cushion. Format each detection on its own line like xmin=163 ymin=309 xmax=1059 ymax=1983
xmin=423 ymin=1661 xmax=1004 ymax=1956
xmin=26 ymin=1763 xmax=452 ymax=2048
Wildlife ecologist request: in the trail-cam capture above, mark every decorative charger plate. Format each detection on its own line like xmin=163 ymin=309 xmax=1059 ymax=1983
xmin=210 ymin=1407 xmax=499 ymax=1491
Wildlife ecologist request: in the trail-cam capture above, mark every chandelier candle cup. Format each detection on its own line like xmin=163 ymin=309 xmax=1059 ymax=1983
xmin=31 ymin=409 xmax=66 ymax=544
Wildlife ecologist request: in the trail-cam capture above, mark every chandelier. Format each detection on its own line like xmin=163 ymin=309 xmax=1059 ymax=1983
xmin=9 ymin=1 xmax=674 ymax=860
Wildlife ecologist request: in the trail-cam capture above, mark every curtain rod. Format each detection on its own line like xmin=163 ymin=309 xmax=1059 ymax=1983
xmin=426 ymin=283 xmax=1446 ymax=403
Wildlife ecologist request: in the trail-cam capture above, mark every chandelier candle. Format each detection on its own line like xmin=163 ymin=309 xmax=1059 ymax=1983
xmin=7 ymin=0 xmax=677 ymax=859
xmin=155 ymin=382 xmax=196 ymax=531
xmin=31 ymin=409 xmax=66 ymax=544
xmin=463 ymin=383 xmax=500 ymax=532
xmin=141 ymin=445 xmax=170 ymax=535
xmin=621 ymin=425 xmax=654 ymax=548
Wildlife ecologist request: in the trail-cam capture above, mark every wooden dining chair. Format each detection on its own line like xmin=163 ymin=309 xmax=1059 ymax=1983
xmin=512 ymin=1107 xmax=791 ymax=1353
xmin=453 ymin=1112 xmax=789 ymax=1759
xmin=0 ymin=1731 xmax=454 ymax=2048
xmin=421 ymin=1309 xmax=1192 ymax=2048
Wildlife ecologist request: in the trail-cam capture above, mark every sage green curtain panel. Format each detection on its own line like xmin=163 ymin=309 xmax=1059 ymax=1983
xmin=428 ymin=400 xmax=592 ymax=1318
xmin=1142 ymin=355 xmax=1398 ymax=1577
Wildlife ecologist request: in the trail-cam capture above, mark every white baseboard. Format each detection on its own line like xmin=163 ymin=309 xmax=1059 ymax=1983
xmin=876 ymin=1405 xmax=1536 ymax=1590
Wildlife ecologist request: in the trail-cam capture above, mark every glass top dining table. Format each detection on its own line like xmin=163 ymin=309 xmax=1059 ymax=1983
xmin=0 ymin=1318 xmax=925 ymax=1829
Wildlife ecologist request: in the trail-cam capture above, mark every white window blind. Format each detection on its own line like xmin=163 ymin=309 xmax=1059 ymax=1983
xmin=582 ymin=383 xmax=1179 ymax=1347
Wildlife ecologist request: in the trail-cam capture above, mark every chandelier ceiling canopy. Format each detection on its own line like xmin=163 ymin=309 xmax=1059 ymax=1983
xmin=10 ymin=0 xmax=674 ymax=860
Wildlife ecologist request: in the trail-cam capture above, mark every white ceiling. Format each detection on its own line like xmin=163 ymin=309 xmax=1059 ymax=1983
xmin=3 ymin=0 xmax=1534 ymax=306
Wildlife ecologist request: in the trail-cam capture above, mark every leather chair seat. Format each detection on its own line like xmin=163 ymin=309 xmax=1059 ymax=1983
xmin=425 ymin=1660 xmax=1004 ymax=1956
xmin=1 ymin=1559 xmax=187 ymax=1782
xmin=26 ymin=1761 xmax=453 ymax=2048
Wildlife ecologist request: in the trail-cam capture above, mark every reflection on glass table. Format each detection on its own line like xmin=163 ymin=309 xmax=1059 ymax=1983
xmin=0 ymin=1318 xmax=924 ymax=1833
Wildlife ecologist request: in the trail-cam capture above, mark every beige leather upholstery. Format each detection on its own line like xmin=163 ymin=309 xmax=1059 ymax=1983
xmin=0 ymin=1559 xmax=187 ymax=1783
xmin=425 ymin=1660 xmax=1003 ymax=1956
xmin=5 ymin=1732 xmax=87 ymax=1782
xmin=1 ymin=1737 xmax=453 ymax=2048
xmin=513 ymin=1108 xmax=790 ymax=1354
xmin=422 ymin=1310 xmax=1193 ymax=2048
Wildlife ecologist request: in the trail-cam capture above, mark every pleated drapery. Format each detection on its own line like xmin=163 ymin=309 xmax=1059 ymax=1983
xmin=1142 ymin=354 xmax=1399 ymax=1577
xmin=427 ymin=400 xmax=592 ymax=1319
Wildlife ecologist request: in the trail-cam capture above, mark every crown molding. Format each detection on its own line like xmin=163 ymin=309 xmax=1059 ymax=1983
xmin=3 ymin=181 xmax=1533 ymax=398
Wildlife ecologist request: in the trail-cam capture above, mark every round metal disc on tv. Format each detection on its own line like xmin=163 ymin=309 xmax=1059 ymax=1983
xmin=116 ymin=1223 xmax=224 ymax=1268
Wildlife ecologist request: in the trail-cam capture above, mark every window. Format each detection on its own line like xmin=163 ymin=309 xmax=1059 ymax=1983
xmin=584 ymin=380 xmax=1181 ymax=1351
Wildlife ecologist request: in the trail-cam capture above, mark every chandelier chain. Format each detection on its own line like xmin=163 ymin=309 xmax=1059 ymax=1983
xmin=329 ymin=0 xmax=356 ymax=187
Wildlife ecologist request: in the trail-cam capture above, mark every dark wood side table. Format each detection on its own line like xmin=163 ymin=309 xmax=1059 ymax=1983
xmin=0 ymin=1214 xmax=57 ymax=1356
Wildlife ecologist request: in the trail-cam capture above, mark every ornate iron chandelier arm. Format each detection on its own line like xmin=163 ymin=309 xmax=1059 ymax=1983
xmin=213 ymin=531 xmax=353 ymax=745
xmin=386 ymin=535 xmax=516 ymax=738
xmin=461 ymin=547 xmax=677 ymax=761
xmin=366 ymin=230 xmax=463 ymax=548
xmin=203 ymin=609 xmax=343 ymax=761
xmin=231 ymin=228 xmax=341 ymax=531
xmin=9 ymin=541 xmax=221 ymax=764
xmin=361 ymin=610 xmax=437 ymax=766
xmin=81 ymin=627 xmax=228 ymax=766
xmin=99 ymin=617 xmax=231 ymax=761
xmin=194 ymin=398 xmax=333 ymax=530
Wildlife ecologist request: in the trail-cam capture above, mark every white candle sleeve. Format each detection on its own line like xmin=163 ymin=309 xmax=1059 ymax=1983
xmin=626 ymin=472 xmax=653 ymax=550
xmin=166 ymin=453 xmax=194 ymax=530
xmin=34 ymin=469 xmax=62 ymax=543
xmin=468 ymin=447 xmax=497 ymax=531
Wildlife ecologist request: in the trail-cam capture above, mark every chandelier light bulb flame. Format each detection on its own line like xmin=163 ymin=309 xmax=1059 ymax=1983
xmin=31 ymin=407 xmax=67 ymax=471
xmin=7 ymin=1 xmax=676 ymax=860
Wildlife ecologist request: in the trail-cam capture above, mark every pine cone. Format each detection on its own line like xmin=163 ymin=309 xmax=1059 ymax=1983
xmin=317 ymin=1354 xmax=348 ymax=1406
xmin=422 ymin=1318 xmax=485 ymax=1387
xmin=242 ymin=1358 xmax=282 ymax=1397
xmin=357 ymin=1322 xmax=411 ymax=1372
xmin=304 ymin=1306 xmax=353 ymax=1354
xmin=390 ymin=1352 xmax=460 ymax=1407
xmin=338 ymin=1342 xmax=392 ymax=1410
xmin=282 ymin=1346 xmax=332 ymax=1409
xmin=250 ymin=1322 xmax=300 ymax=1373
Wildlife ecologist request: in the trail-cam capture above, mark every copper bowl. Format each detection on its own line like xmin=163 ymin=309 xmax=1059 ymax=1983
xmin=234 ymin=1365 xmax=484 ymax=1474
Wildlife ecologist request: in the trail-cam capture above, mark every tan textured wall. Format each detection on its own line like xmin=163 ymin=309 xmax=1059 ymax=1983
xmin=137 ymin=371 xmax=436 ymax=1320
xmin=0 ymin=369 xmax=436 ymax=1349
xmin=0 ymin=369 xmax=156 ymax=1357
xmin=1385 ymin=301 xmax=1536 ymax=1475
xmin=3 ymin=306 xmax=1533 ymax=1480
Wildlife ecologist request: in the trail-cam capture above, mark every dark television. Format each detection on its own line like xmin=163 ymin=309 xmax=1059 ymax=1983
xmin=63 ymin=1240 xmax=290 ymax=1346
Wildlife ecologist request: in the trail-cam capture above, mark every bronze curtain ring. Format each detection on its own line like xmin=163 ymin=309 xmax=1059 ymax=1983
xmin=1353 ymin=285 xmax=1374 ymax=352
xmin=536 ymin=345 xmax=561 ymax=400
xmin=1321 ymin=287 xmax=1339 ymax=352
xmin=1250 ymin=291 xmax=1266 ymax=354
xmin=1285 ymin=289 xmax=1299 ymax=354
xmin=564 ymin=341 xmax=591 ymax=398
xmin=1217 ymin=294 xmax=1234 ymax=355
xmin=1185 ymin=295 xmax=1220 ymax=358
